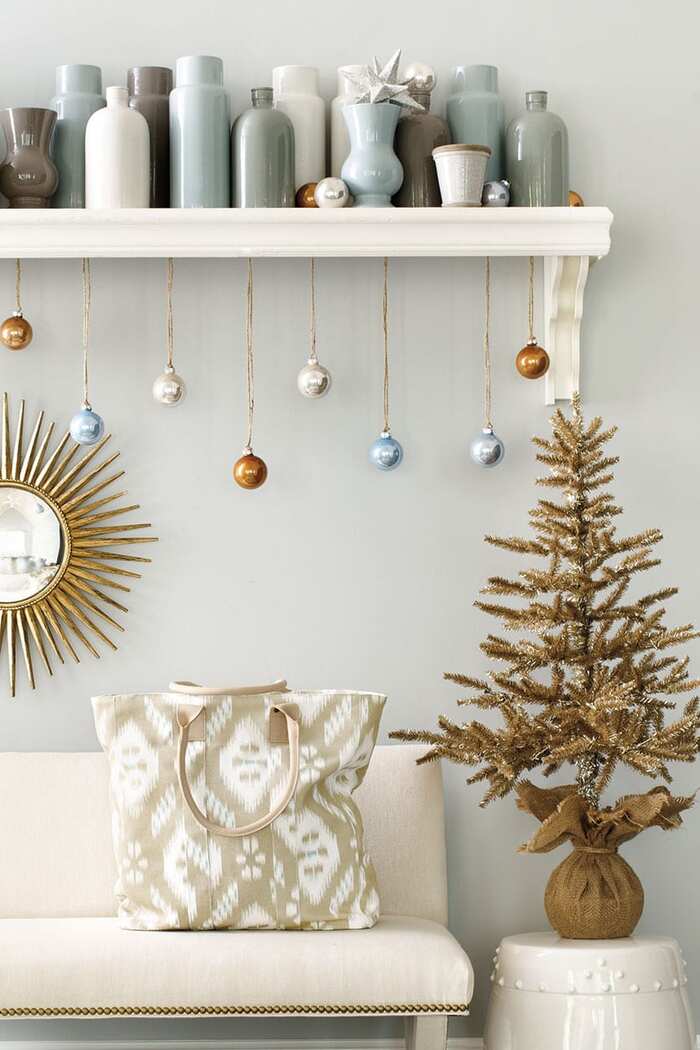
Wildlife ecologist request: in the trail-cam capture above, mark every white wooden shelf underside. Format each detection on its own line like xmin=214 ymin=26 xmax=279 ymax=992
xmin=0 ymin=206 xmax=613 ymax=403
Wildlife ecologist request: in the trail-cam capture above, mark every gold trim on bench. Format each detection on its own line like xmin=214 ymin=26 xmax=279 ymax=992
xmin=1 ymin=1003 xmax=470 ymax=1018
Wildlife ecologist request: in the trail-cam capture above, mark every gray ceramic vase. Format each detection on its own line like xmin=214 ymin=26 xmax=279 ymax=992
xmin=51 ymin=65 xmax=105 ymax=208
xmin=505 ymin=90 xmax=569 ymax=206
xmin=232 ymin=88 xmax=294 ymax=208
xmin=0 ymin=108 xmax=59 ymax=208
xmin=447 ymin=65 xmax=504 ymax=183
xmin=341 ymin=102 xmax=403 ymax=207
xmin=393 ymin=88 xmax=449 ymax=207
xmin=170 ymin=55 xmax=230 ymax=208
xmin=128 ymin=66 xmax=172 ymax=208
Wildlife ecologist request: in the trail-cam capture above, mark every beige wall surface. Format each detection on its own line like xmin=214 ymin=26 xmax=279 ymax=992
xmin=1 ymin=0 xmax=698 ymax=1041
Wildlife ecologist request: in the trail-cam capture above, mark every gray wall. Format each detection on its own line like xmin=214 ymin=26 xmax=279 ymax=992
xmin=1 ymin=0 xmax=699 ymax=1042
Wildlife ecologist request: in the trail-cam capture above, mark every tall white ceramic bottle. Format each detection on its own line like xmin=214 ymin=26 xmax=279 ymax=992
xmin=330 ymin=65 xmax=363 ymax=178
xmin=85 ymin=86 xmax=150 ymax=207
xmin=272 ymin=65 xmax=325 ymax=190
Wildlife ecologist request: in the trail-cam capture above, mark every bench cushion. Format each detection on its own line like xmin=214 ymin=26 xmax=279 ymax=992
xmin=0 ymin=915 xmax=472 ymax=1019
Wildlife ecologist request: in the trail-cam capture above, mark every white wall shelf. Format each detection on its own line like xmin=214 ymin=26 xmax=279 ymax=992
xmin=0 ymin=206 xmax=613 ymax=402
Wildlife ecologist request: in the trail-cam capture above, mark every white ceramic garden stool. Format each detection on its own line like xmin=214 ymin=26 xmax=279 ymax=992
xmin=484 ymin=933 xmax=695 ymax=1050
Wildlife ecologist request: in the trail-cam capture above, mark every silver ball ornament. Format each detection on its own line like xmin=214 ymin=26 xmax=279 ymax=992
xmin=369 ymin=430 xmax=403 ymax=471
xmin=403 ymin=62 xmax=436 ymax=93
xmin=482 ymin=180 xmax=510 ymax=207
xmin=470 ymin=426 xmax=505 ymax=468
xmin=152 ymin=364 xmax=186 ymax=406
xmin=69 ymin=405 xmax=105 ymax=446
xmin=297 ymin=357 xmax=332 ymax=398
xmin=314 ymin=177 xmax=350 ymax=209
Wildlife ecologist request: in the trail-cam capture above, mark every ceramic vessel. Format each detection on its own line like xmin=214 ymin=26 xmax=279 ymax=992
xmin=128 ymin=66 xmax=172 ymax=207
xmin=330 ymin=65 xmax=363 ymax=178
xmin=170 ymin=55 xmax=230 ymax=207
xmin=341 ymin=103 xmax=402 ymax=208
xmin=433 ymin=143 xmax=490 ymax=206
xmin=0 ymin=108 xmax=58 ymax=208
xmin=85 ymin=86 xmax=149 ymax=208
xmin=272 ymin=65 xmax=325 ymax=190
xmin=506 ymin=90 xmax=569 ymax=206
xmin=50 ymin=65 xmax=104 ymax=208
xmin=447 ymin=65 xmax=504 ymax=182
xmin=393 ymin=82 xmax=449 ymax=207
xmin=232 ymin=87 xmax=294 ymax=207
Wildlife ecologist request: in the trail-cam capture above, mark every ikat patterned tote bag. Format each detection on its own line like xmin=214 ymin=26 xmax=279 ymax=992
xmin=92 ymin=681 xmax=385 ymax=931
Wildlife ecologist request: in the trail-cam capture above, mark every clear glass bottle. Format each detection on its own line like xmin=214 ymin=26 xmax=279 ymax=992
xmin=505 ymin=91 xmax=569 ymax=207
xmin=231 ymin=88 xmax=294 ymax=208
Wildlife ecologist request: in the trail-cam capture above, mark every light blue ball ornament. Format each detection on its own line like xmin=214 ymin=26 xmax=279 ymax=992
xmin=70 ymin=404 xmax=105 ymax=446
xmin=369 ymin=431 xmax=403 ymax=471
xmin=470 ymin=426 xmax=505 ymax=468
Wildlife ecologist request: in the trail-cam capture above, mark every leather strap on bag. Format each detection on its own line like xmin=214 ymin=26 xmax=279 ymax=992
xmin=175 ymin=701 xmax=300 ymax=839
xmin=169 ymin=679 xmax=289 ymax=696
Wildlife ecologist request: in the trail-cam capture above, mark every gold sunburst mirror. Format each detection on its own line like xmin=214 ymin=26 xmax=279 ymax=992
xmin=0 ymin=394 xmax=157 ymax=696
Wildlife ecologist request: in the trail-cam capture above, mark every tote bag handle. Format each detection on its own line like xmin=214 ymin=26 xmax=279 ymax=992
xmin=175 ymin=702 xmax=300 ymax=839
xmin=169 ymin=679 xmax=289 ymax=696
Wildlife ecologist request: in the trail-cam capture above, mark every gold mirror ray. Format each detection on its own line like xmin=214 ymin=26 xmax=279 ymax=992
xmin=0 ymin=394 xmax=157 ymax=697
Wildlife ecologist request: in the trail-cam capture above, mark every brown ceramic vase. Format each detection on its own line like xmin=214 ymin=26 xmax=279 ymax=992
xmin=0 ymin=108 xmax=59 ymax=208
xmin=127 ymin=66 xmax=173 ymax=208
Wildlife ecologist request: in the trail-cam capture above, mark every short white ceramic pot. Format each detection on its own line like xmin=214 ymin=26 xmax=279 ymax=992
xmin=483 ymin=933 xmax=695 ymax=1050
xmin=433 ymin=143 xmax=491 ymax=207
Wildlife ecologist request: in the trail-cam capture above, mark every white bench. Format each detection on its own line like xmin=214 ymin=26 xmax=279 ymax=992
xmin=0 ymin=744 xmax=473 ymax=1049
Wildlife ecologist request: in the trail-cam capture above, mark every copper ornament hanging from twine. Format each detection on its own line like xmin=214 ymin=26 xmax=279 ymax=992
xmin=516 ymin=256 xmax=549 ymax=379
xmin=1 ymin=259 xmax=33 ymax=351
xmin=234 ymin=259 xmax=268 ymax=490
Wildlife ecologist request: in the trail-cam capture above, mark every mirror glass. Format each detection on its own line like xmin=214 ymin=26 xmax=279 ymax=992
xmin=0 ymin=486 xmax=65 ymax=603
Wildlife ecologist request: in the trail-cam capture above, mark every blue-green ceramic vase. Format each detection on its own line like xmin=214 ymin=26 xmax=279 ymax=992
xmin=447 ymin=65 xmax=504 ymax=183
xmin=505 ymin=91 xmax=569 ymax=206
xmin=170 ymin=55 xmax=230 ymax=207
xmin=341 ymin=103 xmax=403 ymax=207
xmin=51 ymin=65 xmax=105 ymax=208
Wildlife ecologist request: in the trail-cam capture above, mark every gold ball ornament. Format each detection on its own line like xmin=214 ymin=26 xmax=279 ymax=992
xmin=516 ymin=338 xmax=550 ymax=379
xmin=1 ymin=311 xmax=33 ymax=351
xmin=233 ymin=451 xmax=268 ymax=490
xmin=296 ymin=182 xmax=318 ymax=208
xmin=569 ymin=190 xmax=584 ymax=207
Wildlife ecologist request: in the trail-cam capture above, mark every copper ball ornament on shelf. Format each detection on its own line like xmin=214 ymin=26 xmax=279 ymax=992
xmin=152 ymin=364 xmax=186 ymax=406
xmin=233 ymin=450 xmax=268 ymax=490
xmin=1 ymin=311 xmax=33 ymax=350
xmin=296 ymin=183 xmax=318 ymax=208
xmin=516 ymin=338 xmax=550 ymax=379
xmin=569 ymin=190 xmax=584 ymax=207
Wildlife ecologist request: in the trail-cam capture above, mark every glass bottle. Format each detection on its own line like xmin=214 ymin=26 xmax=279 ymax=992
xmin=505 ymin=91 xmax=569 ymax=207
xmin=232 ymin=88 xmax=294 ymax=207
xmin=392 ymin=68 xmax=450 ymax=207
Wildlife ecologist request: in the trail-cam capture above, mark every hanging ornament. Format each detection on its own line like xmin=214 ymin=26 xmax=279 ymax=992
xmin=1 ymin=259 xmax=33 ymax=351
xmin=69 ymin=258 xmax=105 ymax=446
xmin=297 ymin=258 xmax=332 ymax=399
xmin=153 ymin=257 xmax=186 ymax=406
xmin=369 ymin=257 xmax=403 ymax=471
xmin=233 ymin=259 xmax=268 ymax=490
xmin=470 ymin=257 xmax=504 ymax=469
xmin=516 ymin=256 xmax=549 ymax=379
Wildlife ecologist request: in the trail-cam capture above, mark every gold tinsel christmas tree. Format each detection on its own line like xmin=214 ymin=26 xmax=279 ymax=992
xmin=393 ymin=396 xmax=700 ymax=938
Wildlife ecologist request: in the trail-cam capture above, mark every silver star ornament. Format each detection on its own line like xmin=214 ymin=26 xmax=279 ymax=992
xmin=343 ymin=50 xmax=424 ymax=110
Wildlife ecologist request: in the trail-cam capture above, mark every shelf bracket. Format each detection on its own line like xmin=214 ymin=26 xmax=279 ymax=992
xmin=543 ymin=254 xmax=590 ymax=405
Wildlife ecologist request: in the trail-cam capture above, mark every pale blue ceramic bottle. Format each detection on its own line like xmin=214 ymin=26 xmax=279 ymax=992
xmin=232 ymin=88 xmax=294 ymax=207
xmin=505 ymin=91 xmax=569 ymax=206
xmin=51 ymin=64 xmax=105 ymax=208
xmin=447 ymin=65 xmax=504 ymax=182
xmin=170 ymin=55 xmax=230 ymax=207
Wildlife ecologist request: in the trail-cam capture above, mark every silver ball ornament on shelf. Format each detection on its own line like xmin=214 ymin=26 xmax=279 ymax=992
xmin=470 ymin=426 xmax=505 ymax=468
xmin=369 ymin=430 xmax=403 ymax=471
xmin=69 ymin=404 xmax=105 ymax=446
xmin=152 ymin=364 xmax=186 ymax=406
xmin=314 ymin=177 xmax=350 ymax=209
xmin=297 ymin=357 xmax=332 ymax=398
xmin=482 ymin=180 xmax=510 ymax=207
xmin=403 ymin=62 xmax=436 ymax=93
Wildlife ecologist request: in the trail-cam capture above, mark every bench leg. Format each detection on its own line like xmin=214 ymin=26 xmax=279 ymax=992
xmin=404 ymin=1014 xmax=448 ymax=1050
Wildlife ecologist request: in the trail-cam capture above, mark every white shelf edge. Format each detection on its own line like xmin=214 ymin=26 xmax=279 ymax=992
xmin=0 ymin=206 xmax=612 ymax=259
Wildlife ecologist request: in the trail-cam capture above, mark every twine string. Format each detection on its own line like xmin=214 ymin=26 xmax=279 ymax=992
xmin=483 ymin=257 xmax=493 ymax=430
xmin=528 ymin=255 xmax=535 ymax=342
xmin=166 ymin=257 xmax=174 ymax=369
xmin=309 ymin=257 xmax=317 ymax=363
xmin=81 ymin=258 xmax=92 ymax=409
xmin=244 ymin=258 xmax=255 ymax=453
xmin=15 ymin=259 xmax=22 ymax=315
xmin=382 ymin=257 xmax=390 ymax=433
